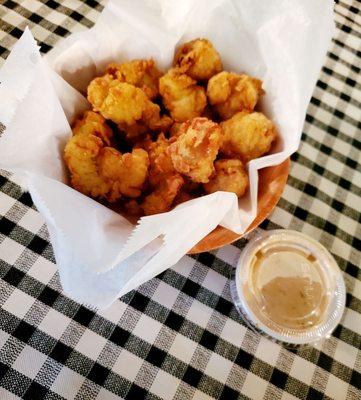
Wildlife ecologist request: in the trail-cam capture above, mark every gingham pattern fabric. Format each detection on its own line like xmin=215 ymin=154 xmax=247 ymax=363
xmin=0 ymin=0 xmax=360 ymax=399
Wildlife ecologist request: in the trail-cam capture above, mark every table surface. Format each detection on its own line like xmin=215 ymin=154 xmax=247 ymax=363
xmin=0 ymin=1 xmax=360 ymax=399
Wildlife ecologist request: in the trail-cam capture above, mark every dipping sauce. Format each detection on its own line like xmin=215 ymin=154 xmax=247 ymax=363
xmin=230 ymin=230 xmax=346 ymax=345
xmin=260 ymin=276 xmax=325 ymax=329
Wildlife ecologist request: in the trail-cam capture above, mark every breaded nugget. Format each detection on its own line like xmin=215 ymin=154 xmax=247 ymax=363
xmin=220 ymin=112 xmax=276 ymax=163
xmin=174 ymin=38 xmax=222 ymax=80
xmin=147 ymin=133 xmax=176 ymax=186
xmin=87 ymin=75 xmax=171 ymax=137
xmin=207 ymin=72 xmax=264 ymax=119
xmin=204 ymin=159 xmax=249 ymax=197
xmin=106 ymin=59 xmax=161 ymax=99
xmin=64 ymin=132 xmax=111 ymax=199
xmin=159 ymin=68 xmax=206 ymax=122
xmin=140 ymin=134 xmax=184 ymax=215
xmin=98 ymin=147 xmax=149 ymax=200
xmin=169 ymin=117 xmax=222 ymax=183
xmin=141 ymin=174 xmax=184 ymax=215
xmin=72 ymin=110 xmax=113 ymax=145
xmin=64 ymin=110 xmax=149 ymax=201
xmin=87 ymin=75 xmax=147 ymax=125
xmin=64 ymin=112 xmax=114 ymax=198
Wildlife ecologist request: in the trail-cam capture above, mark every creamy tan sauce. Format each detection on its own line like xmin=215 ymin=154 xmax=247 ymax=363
xmin=244 ymin=247 xmax=329 ymax=332
xmin=260 ymin=276 xmax=326 ymax=329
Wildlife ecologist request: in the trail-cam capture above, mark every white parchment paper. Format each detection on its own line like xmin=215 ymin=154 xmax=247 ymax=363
xmin=0 ymin=0 xmax=334 ymax=309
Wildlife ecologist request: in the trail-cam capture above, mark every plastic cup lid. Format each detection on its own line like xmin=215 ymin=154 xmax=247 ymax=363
xmin=231 ymin=230 xmax=346 ymax=345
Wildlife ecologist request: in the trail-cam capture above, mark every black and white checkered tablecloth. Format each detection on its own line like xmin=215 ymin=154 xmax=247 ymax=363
xmin=0 ymin=1 xmax=360 ymax=399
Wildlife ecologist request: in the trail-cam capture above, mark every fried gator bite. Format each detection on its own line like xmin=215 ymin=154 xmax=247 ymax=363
xmin=64 ymin=112 xmax=113 ymax=198
xmin=98 ymin=147 xmax=149 ymax=200
xmin=220 ymin=112 xmax=276 ymax=163
xmin=146 ymin=133 xmax=176 ymax=186
xmin=140 ymin=134 xmax=184 ymax=215
xmin=204 ymin=159 xmax=249 ymax=198
xmin=87 ymin=74 xmax=171 ymax=138
xmin=174 ymin=38 xmax=222 ymax=80
xmin=169 ymin=117 xmax=222 ymax=183
xmin=159 ymin=68 xmax=206 ymax=122
xmin=72 ymin=110 xmax=113 ymax=145
xmin=141 ymin=174 xmax=184 ymax=216
xmin=106 ymin=59 xmax=161 ymax=100
xmin=64 ymin=111 xmax=149 ymax=201
xmin=207 ymin=72 xmax=264 ymax=120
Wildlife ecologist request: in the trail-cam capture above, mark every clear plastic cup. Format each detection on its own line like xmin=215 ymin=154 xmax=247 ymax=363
xmin=230 ymin=230 xmax=346 ymax=346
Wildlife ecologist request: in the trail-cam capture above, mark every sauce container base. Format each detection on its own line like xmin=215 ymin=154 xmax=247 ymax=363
xmin=230 ymin=230 xmax=346 ymax=346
